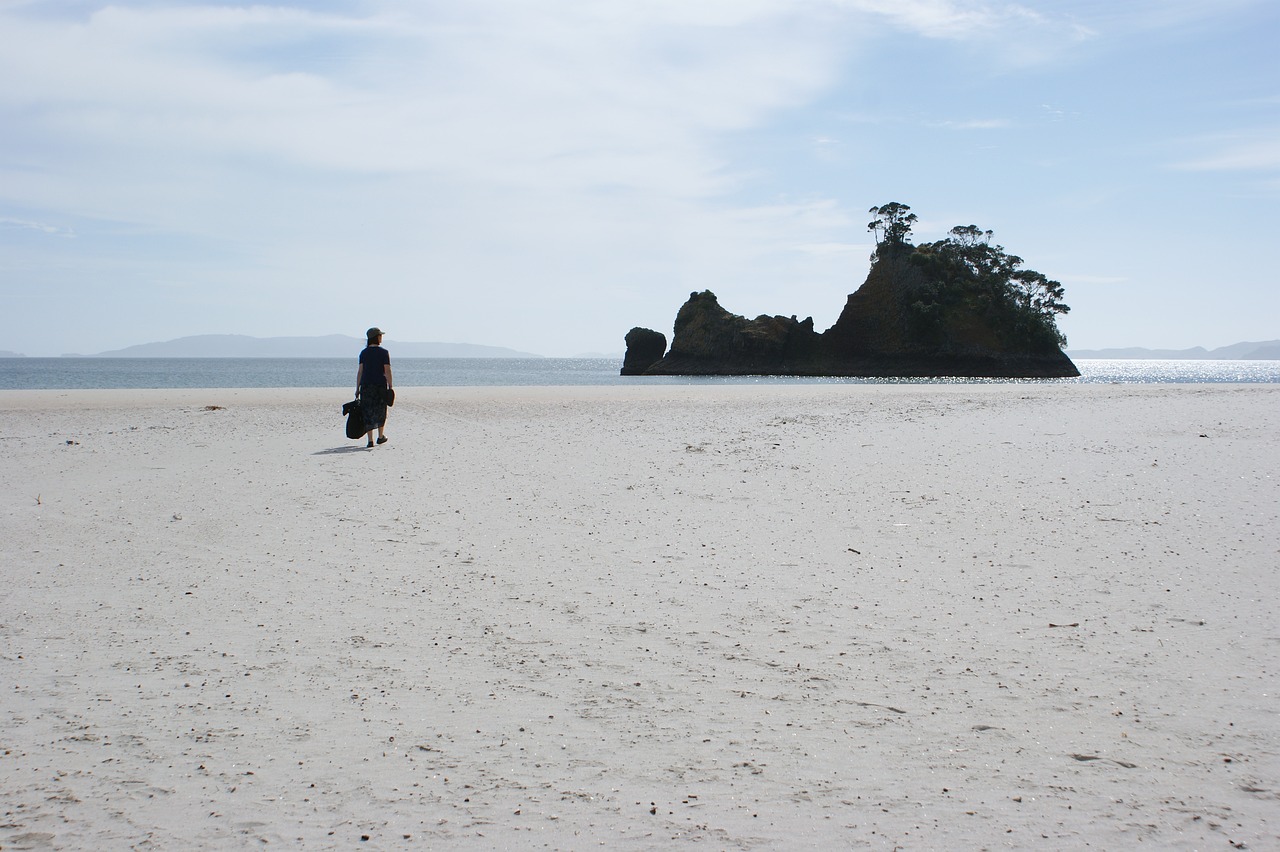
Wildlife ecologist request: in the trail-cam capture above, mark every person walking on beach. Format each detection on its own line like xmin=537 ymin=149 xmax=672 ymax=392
xmin=356 ymin=327 xmax=393 ymax=448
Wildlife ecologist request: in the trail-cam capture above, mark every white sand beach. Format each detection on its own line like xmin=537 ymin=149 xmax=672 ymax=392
xmin=2 ymin=383 xmax=1277 ymax=850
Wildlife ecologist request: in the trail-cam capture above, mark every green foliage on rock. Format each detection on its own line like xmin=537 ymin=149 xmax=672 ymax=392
xmin=869 ymin=204 xmax=1070 ymax=351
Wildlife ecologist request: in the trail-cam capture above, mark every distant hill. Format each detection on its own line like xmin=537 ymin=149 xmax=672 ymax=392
xmin=89 ymin=334 xmax=542 ymax=358
xmin=0 ymin=350 xmax=25 ymax=358
xmin=1066 ymin=340 xmax=1280 ymax=360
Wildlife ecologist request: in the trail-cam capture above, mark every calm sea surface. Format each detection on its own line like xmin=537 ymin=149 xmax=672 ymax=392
xmin=3 ymin=358 xmax=1279 ymax=390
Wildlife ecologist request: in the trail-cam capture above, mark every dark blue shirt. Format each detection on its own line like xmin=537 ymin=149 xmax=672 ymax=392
xmin=359 ymin=345 xmax=390 ymax=387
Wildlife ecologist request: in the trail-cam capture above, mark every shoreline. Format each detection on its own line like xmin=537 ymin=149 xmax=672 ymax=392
xmin=4 ymin=357 xmax=1280 ymax=395
xmin=3 ymin=383 xmax=1277 ymax=848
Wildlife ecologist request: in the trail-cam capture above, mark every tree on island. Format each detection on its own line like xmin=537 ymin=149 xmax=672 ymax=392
xmin=867 ymin=202 xmax=918 ymax=251
xmin=867 ymin=202 xmax=1071 ymax=349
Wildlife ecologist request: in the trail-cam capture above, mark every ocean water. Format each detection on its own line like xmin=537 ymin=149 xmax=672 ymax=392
xmin=1 ymin=357 xmax=1278 ymax=390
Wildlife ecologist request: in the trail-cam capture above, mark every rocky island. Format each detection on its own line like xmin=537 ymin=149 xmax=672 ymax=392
xmin=623 ymin=203 xmax=1079 ymax=378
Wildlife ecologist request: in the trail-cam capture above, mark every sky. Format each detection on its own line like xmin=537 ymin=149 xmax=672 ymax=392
xmin=1 ymin=0 xmax=1277 ymax=357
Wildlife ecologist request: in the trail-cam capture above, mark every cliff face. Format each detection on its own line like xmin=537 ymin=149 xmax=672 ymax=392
xmin=649 ymin=291 xmax=819 ymax=375
xmin=628 ymin=250 xmax=1080 ymax=378
xmin=824 ymin=246 xmax=935 ymax=356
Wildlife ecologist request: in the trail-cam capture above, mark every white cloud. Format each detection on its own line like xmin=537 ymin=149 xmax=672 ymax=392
xmin=835 ymin=0 xmax=1094 ymax=55
xmin=840 ymin=0 xmax=1037 ymax=39
xmin=0 ymin=1 xmax=1098 ymax=185
xmin=0 ymin=2 xmax=845 ymax=210
xmin=0 ymin=217 xmax=73 ymax=236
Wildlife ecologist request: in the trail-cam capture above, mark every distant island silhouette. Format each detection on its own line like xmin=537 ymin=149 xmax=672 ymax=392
xmin=1065 ymin=341 xmax=1280 ymax=360
xmin=624 ymin=203 xmax=1079 ymax=378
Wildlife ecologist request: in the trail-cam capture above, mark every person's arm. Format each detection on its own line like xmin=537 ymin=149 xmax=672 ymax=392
xmin=383 ymin=363 xmax=393 ymax=389
xmin=355 ymin=362 xmax=364 ymax=396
